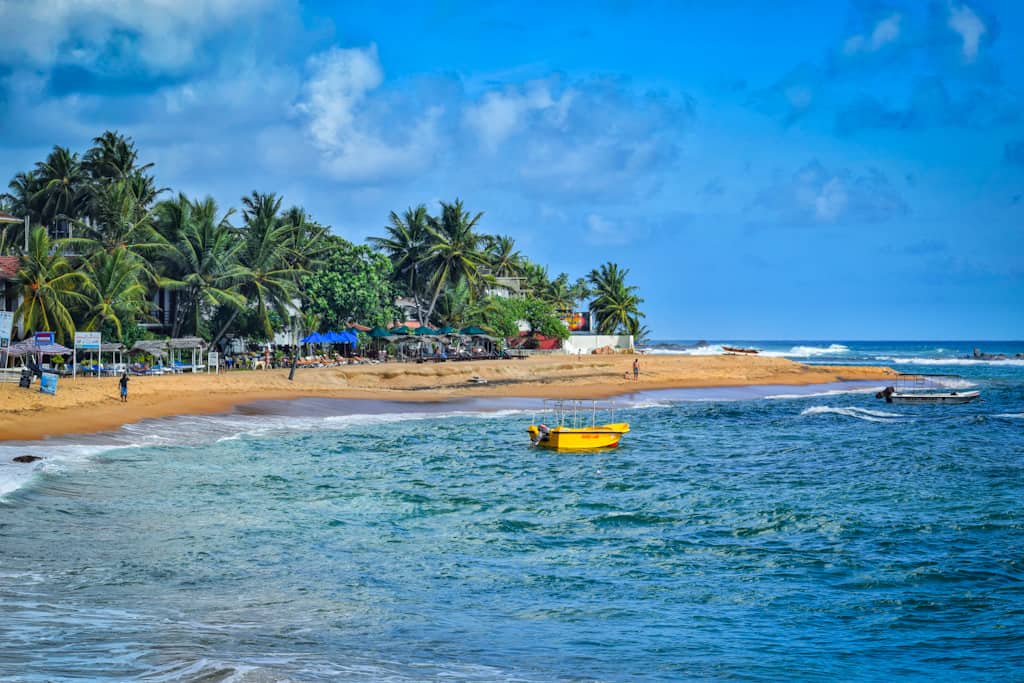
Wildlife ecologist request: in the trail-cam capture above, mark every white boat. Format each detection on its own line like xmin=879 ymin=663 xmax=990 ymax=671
xmin=880 ymin=389 xmax=981 ymax=404
xmin=876 ymin=374 xmax=981 ymax=404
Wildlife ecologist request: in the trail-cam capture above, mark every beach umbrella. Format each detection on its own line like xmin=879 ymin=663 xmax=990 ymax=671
xmin=460 ymin=326 xmax=487 ymax=335
xmin=368 ymin=326 xmax=390 ymax=338
xmin=300 ymin=332 xmax=324 ymax=343
xmin=414 ymin=326 xmax=438 ymax=336
xmin=324 ymin=331 xmax=346 ymax=343
xmin=436 ymin=326 xmax=455 ymax=335
xmin=340 ymin=330 xmax=359 ymax=345
xmin=390 ymin=326 xmax=411 ymax=335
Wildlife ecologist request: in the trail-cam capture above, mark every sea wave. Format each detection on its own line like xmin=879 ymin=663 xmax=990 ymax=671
xmin=643 ymin=344 xmax=725 ymax=356
xmin=800 ymin=406 xmax=902 ymax=422
xmin=0 ymin=407 xmax=539 ymax=502
xmin=877 ymin=356 xmax=1024 ymax=367
xmin=759 ymin=344 xmax=851 ymax=358
xmin=765 ymin=387 xmax=884 ymax=400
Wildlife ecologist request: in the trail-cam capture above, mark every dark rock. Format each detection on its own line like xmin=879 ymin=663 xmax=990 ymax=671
xmin=12 ymin=455 xmax=41 ymax=463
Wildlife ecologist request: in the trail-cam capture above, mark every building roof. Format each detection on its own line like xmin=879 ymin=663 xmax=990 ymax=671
xmin=0 ymin=212 xmax=22 ymax=224
xmin=0 ymin=256 xmax=19 ymax=280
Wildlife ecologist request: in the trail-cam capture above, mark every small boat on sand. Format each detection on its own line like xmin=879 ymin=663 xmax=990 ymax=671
xmin=528 ymin=400 xmax=630 ymax=450
xmin=876 ymin=374 xmax=981 ymax=404
xmin=722 ymin=346 xmax=759 ymax=355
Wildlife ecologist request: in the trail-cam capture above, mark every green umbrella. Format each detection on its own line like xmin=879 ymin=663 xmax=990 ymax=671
xmin=391 ymin=326 xmax=411 ymax=335
xmin=435 ymin=326 xmax=455 ymax=334
xmin=460 ymin=326 xmax=487 ymax=335
xmin=369 ymin=326 xmax=391 ymax=338
xmin=414 ymin=326 xmax=438 ymax=335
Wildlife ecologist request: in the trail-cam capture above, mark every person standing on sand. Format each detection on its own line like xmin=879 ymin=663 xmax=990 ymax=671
xmin=119 ymin=372 xmax=129 ymax=402
xmin=633 ymin=358 xmax=640 ymax=382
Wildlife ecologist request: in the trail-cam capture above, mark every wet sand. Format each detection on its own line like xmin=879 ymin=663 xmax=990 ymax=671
xmin=0 ymin=354 xmax=896 ymax=441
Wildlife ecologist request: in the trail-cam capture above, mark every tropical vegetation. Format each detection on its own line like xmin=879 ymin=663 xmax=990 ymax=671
xmin=0 ymin=131 xmax=646 ymax=348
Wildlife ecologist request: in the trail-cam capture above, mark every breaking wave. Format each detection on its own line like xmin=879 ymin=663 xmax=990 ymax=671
xmin=800 ymin=406 xmax=902 ymax=423
xmin=760 ymin=344 xmax=850 ymax=358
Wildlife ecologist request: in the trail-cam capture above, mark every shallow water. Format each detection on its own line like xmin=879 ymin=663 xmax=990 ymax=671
xmin=1 ymin=342 xmax=1023 ymax=681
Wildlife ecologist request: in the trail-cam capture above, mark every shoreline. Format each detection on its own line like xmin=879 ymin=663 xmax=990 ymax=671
xmin=0 ymin=355 xmax=897 ymax=442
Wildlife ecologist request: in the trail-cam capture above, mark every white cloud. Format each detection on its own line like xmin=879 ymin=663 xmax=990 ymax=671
xmin=948 ymin=2 xmax=986 ymax=62
xmin=0 ymin=0 xmax=277 ymax=72
xmin=843 ymin=13 xmax=902 ymax=56
xmin=756 ymin=160 xmax=906 ymax=225
xmin=295 ymin=45 xmax=443 ymax=182
xmin=463 ymin=79 xmax=573 ymax=151
xmin=585 ymin=213 xmax=634 ymax=246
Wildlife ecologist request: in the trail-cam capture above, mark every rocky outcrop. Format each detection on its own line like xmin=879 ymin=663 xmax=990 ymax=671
xmin=12 ymin=455 xmax=41 ymax=463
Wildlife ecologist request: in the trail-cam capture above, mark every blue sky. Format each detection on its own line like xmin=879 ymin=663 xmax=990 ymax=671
xmin=1 ymin=0 xmax=1022 ymax=339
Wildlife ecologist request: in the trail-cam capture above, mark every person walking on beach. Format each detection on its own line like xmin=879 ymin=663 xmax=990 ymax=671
xmin=119 ymin=372 xmax=129 ymax=402
xmin=632 ymin=358 xmax=640 ymax=382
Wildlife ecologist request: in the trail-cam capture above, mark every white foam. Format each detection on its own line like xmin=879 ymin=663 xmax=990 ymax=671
xmin=643 ymin=344 xmax=725 ymax=356
xmin=800 ymin=406 xmax=902 ymax=422
xmin=0 ymin=442 xmax=141 ymax=501
xmin=765 ymin=386 xmax=884 ymax=400
xmin=877 ymin=355 xmax=1024 ymax=367
xmin=995 ymin=412 xmax=1024 ymax=419
xmin=759 ymin=344 xmax=850 ymax=358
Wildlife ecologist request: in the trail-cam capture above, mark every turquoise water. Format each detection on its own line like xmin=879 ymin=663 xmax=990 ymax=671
xmin=2 ymin=342 xmax=1023 ymax=681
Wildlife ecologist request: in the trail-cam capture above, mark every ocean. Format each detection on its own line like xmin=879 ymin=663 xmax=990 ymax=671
xmin=1 ymin=341 xmax=1022 ymax=681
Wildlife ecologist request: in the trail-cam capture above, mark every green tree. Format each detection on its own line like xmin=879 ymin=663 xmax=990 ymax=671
xmin=368 ymin=205 xmax=431 ymax=322
xmin=213 ymin=191 xmax=300 ymax=344
xmin=83 ymin=130 xmax=153 ymax=183
xmin=423 ymin=198 xmax=486 ymax=322
xmin=302 ymin=235 xmax=397 ymax=331
xmin=33 ymin=146 xmax=91 ymax=226
xmin=14 ymin=227 xmax=88 ymax=343
xmin=79 ymin=248 xmax=149 ymax=339
xmin=587 ymin=262 xmax=645 ymax=335
xmin=154 ymin=194 xmax=246 ymax=338
xmin=474 ymin=296 xmax=569 ymax=341
xmin=484 ymin=234 xmax=524 ymax=277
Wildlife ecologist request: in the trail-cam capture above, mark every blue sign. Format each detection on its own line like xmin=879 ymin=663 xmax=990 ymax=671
xmin=39 ymin=372 xmax=58 ymax=395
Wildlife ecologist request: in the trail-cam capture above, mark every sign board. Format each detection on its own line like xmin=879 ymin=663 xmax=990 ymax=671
xmin=35 ymin=331 xmax=54 ymax=345
xmin=39 ymin=372 xmax=58 ymax=395
xmin=207 ymin=351 xmax=219 ymax=374
xmin=560 ymin=311 xmax=592 ymax=333
xmin=75 ymin=331 xmax=101 ymax=350
xmin=0 ymin=310 xmax=12 ymax=345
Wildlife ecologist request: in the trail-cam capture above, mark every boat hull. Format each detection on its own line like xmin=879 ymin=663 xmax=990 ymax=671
xmin=890 ymin=391 xmax=980 ymax=404
xmin=528 ymin=423 xmax=630 ymax=450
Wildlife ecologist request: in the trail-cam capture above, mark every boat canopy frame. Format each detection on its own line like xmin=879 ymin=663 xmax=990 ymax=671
xmin=532 ymin=399 xmax=618 ymax=430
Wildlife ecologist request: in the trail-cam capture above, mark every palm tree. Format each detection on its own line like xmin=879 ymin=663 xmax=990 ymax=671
xmin=368 ymin=205 xmax=430 ymax=321
xmin=484 ymin=234 xmax=524 ymax=278
xmin=155 ymin=194 xmax=246 ymax=338
xmin=14 ymin=227 xmax=88 ymax=343
xmin=64 ymin=179 xmax=165 ymax=275
xmin=423 ymin=199 xmax=486 ymax=323
xmin=33 ymin=146 xmax=91 ymax=226
xmin=279 ymin=205 xmax=330 ymax=271
xmin=208 ymin=192 xmax=298 ymax=346
xmin=79 ymin=248 xmax=149 ymax=339
xmin=543 ymin=272 xmax=574 ymax=314
xmin=588 ymin=262 xmax=645 ymax=335
xmin=5 ymin=171 xmax=42 ymax=227
xmin=434 ymin=277 xmax=476 ymax=329
xmin=83 ymin=130 xmax=153 ymax=182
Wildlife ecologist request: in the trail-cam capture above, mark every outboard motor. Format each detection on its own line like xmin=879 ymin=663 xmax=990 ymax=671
xmin=875 ymin=386 xmax=895 ymax=403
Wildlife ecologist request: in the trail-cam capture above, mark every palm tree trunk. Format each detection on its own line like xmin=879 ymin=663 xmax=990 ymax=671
xmin=424 ymin=277 xmax=446 ymax=325
xmin=209 ymin=307 xmax=241 ymax=350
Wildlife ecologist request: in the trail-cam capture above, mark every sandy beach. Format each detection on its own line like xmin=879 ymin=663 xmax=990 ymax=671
xmin=0 ymin=354 xmax=896 ymax=441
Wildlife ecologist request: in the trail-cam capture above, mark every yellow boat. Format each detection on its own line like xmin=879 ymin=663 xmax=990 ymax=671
xmin=527 ymin=400 xmax=630 ymax=450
